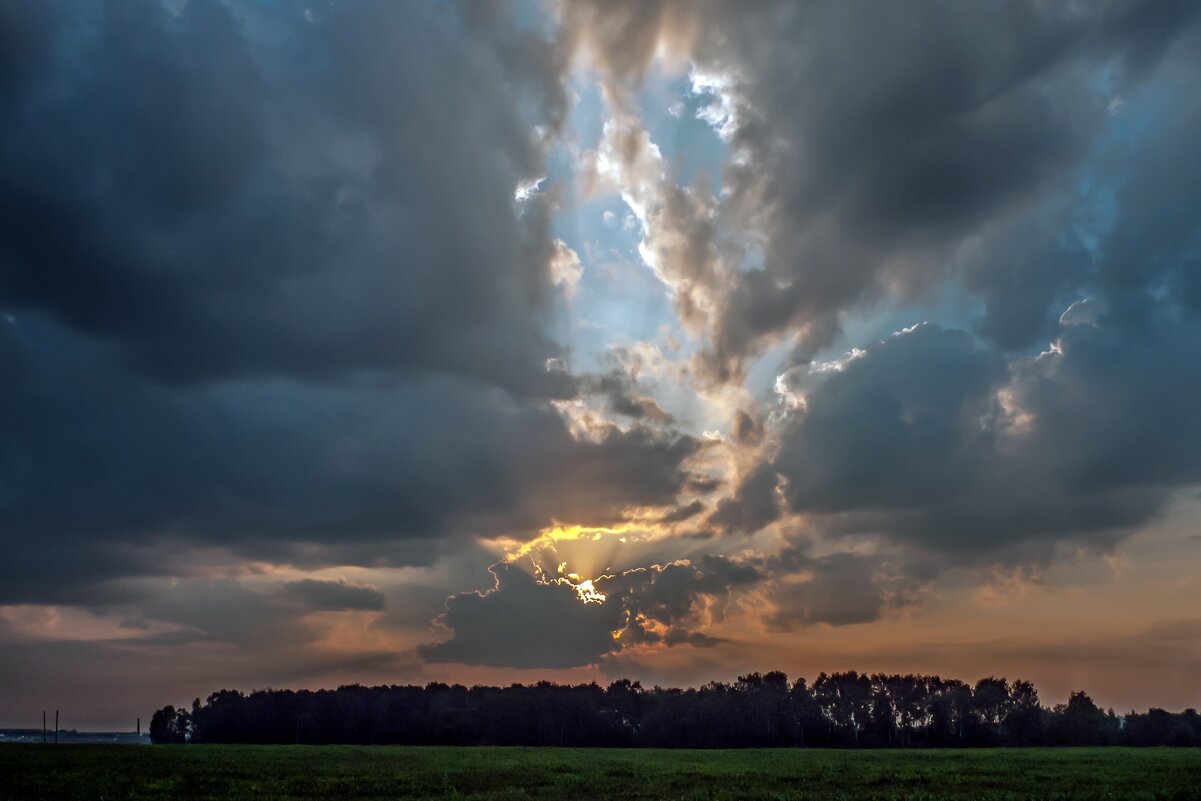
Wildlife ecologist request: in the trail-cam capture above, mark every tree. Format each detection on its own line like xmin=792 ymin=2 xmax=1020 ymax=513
xmin=146 ymin=673 xmax=1200 ymax=749
xmin=1049 ymin=691 xmax=1114 ymax=746
xmin=148 ymin=705 xmax=190 ymax=744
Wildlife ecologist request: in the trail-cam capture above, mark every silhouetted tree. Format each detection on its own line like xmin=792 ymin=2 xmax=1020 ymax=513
xmin=148 ymin=672 xmax=1201 ymax=748
xmin=148 ymin=705 xmax=190 ymax=744
xmin=1001 ymin=679 xmax=1044 ymax=746
xmin=1048 ymin=691 xmax=1115 ymax=746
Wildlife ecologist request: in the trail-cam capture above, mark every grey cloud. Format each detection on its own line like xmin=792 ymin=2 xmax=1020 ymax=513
xmin=1098 ymin=54 xmax=1201 ymax=320
xmin=280 ymin=579 xmax=385 ymax=613
xmin=419 ymin=562 xmax=625 ymax=669
xmin=0 ymin=0 xmax=564 ymax=393
xmin=691 ymin=6 xmax=1201 ymax=580
xmin=723 ymin=316 xmax=1201 ymax=563
xmin=705 ymin=0 xmax=1199 ymax=374
xmin=0 ymin=316 xmax=702 ymax=602
xmin=579 ymin=368 xmax=674 ymax=424
xmin=0 ymin=1 xmax=708 ymax=605
xmin=709 ymin=464 xmax=779 ymax=535
xmin=611 ymin=556 xmax=761 ymax=648
xmin=421 ymin=555 xmax=761 ymax=668
xmin=765 ymin=553 xmax=886 ymax=629
xmin=967 ymin=23 xmax=1201 ymax=352
xmin=773 ymin=326 xmax=1005 ymax=516
xmin=604 ymin=555 xmax=760 ymax=628
xmin=566 ymin=0 xmax=1201 ymax=378
xmin=126 ymin=579 xmax=339 ymax=651
xmin=659 ymin=500 xmax=705 ymax=524
xmin=963 ymin=208 xmax=1096 ymax=350
xmin=731 ymin=409 xmax=764 ymax=446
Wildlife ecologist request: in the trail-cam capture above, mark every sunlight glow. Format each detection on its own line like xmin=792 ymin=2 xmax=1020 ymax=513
xmin=570 ymin=578 xmax=607 ymax=604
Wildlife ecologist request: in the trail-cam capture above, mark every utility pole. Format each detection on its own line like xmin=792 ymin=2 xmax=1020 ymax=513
xmin=42 ymin=711 xmax=46 ymax=743
xmin=137 ymin=717 xmax=141 ymax=736
xmin=54 ymin=710 xmax=59 ymax=744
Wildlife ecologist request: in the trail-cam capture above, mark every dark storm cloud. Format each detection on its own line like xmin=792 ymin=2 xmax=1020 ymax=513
xmin=0 ymin=1 xmax=705 ymax=604
xmin=602 ymin=555 xmax=760 ymax=646
xmin=0 ymin=314 xmax=702 ymax=602
xmin=960 ymin=208 xmax=1096 ymax=351
xmin=419 ymin=562 xmax=625 ymax=669
xmin=721 ymin=316 xmax=1201 ymax=562
xmin=708 ymin=0 xmax=1199 ymax=374
xmin=773 ymin=326 xmax=1006 ymax=516
xmin=565 ymin=0 xmax=1201 ymax=377
xmin=0 ymin=0 xmax=563 ymax=392
xmin=678 ymin=4 xmax=1201 ymax=606
xmin=686 ymin=12 xmax=1201 ymax=621
xmin=708 ymin=465 xmax=779 ymax=535
xmin=280 ymin=579 xmax=386 ymax=613
xmin=420 ymin=555 xmax=760 ymax=668
xmin=3 ymin=0 xmax=1201 ymax=683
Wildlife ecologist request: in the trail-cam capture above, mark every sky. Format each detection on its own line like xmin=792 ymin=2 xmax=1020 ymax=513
xmin=2 ymin=0 xmax=1201 ymax=730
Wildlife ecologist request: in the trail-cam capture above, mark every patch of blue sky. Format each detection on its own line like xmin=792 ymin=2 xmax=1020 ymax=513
xmin=743 ymin=336 xmax=797 ymax=407
xmin=550 ymin=185 xmax=679 ymax=374
xmin=564 ymin=69 xmax=606 ymax=151
xmin=548 ymin=64 xmax=722 ymax=376
xmin=636 ymin=64 xmax=731 ymax=193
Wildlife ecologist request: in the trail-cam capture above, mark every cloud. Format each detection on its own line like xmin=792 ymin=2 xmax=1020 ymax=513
xmin=421 ymin=555 xmax=760 ymax=669
xmin=577 ymin=367 xmax=674 ymax=424
xmin=0 ymin=0 xmax=565 ymax=392
xmin=279 ymin=579 xmax=385 ymax=612
xmin=591 ymin=95 xmax=726 ymax=335
xmin=764 ymin=553 xmax=887 ymax=629
xmin=0 ymin=2 xmax=705 ymax=605
xmin=564 ymin=0 xmax=1201 ymax=379
xmin=721 ymin=314 xmax=1201 ymax=565
xmin=659 ymin=500 xmax=705 ymax=525
xmin=0 ymin=319 xmax=703 ymax=602
xmin=3 ymin=0 xmax=1201 ymax=696
xmin=419 ymin=562 xmax=625 ymax=669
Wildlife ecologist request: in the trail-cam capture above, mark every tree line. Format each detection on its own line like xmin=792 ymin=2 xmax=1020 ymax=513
xmin=150 ymin=671 xmax=1201 ymax=747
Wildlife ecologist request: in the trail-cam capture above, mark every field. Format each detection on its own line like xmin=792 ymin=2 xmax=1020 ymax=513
xmin=2 ymin=745 xmax=1200 ymax=800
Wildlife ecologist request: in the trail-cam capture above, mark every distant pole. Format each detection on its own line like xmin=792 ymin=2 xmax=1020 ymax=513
xmin=42 ymin=711 xmax=46 ymax=743
xmin=55 ymin=710 xmax=59 ymax=744
xmin=137 ymin=717 xmax=141 ymax=736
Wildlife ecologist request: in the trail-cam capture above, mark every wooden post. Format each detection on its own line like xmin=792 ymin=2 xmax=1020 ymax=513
xmin=54 ymin=710 xmax=59 ymax=744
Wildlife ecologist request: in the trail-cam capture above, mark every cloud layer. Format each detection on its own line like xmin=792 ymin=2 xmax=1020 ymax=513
xmin=2 ymin=0 xmax=1201 ymax=724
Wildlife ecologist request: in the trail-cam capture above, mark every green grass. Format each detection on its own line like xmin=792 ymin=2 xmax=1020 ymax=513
xmin=2 ymin=745 xmax=1200 ymax=800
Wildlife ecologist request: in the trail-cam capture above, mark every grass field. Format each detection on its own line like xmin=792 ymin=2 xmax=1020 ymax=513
xmin=2 ymin=745 xmax=1200 ymax=800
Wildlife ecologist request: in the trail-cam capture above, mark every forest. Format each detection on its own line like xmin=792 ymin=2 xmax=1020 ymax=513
xmin=149 ymin=671 xmax=1201 ymax=748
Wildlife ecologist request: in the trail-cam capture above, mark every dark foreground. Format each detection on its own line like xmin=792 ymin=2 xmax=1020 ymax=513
xmin=2 ymin=745 xmax=1200 ymax=800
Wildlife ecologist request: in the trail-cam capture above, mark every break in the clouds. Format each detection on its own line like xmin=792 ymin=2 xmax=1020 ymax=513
xmin=2 ymin=0 xmax=1201 ymax=728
